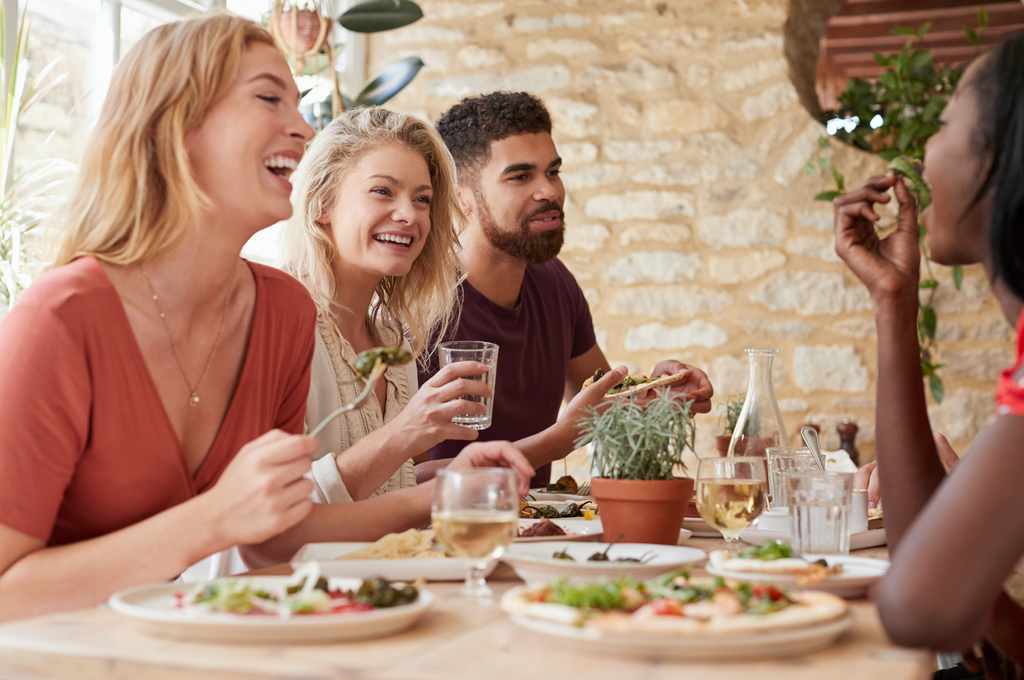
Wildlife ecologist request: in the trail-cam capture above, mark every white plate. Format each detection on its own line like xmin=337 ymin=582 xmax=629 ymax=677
xmin=290 ymin=543 xmax=498 ymax=581
xmin=740 ymin=527 xmax=888 ymax=551
xmin=109 ymin=576 xmax=434 ymax=644
xmin=504 ymin=599 xmax=853 ymax=661
xmin=517 ymin=518 xmax=604 ymax=542
xmin=502 ymin=542 xmax=705 ymax=583
xmin=528 ymin=490 xmax=595 ymax=503
xmin=682 ymin=516 xmax=720 ymax=538
xmin=706 ymin=555 xmax=890 ymax=599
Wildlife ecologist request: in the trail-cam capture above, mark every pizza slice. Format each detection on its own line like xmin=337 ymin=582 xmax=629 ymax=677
xmin=582 ymin=368 xmax=692 ymax=399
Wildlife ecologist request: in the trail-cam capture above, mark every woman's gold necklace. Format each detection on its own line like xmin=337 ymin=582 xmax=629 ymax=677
xmin=141 ymin=266 xmax=232 ymax=408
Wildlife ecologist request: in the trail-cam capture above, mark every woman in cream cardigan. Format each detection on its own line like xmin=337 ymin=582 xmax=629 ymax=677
xmin=281 ymin=108 xmax=488 ymax=503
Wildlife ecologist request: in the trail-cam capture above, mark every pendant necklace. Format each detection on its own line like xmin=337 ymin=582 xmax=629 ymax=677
xmin=141 ymin=265 xmax=232 ymax=408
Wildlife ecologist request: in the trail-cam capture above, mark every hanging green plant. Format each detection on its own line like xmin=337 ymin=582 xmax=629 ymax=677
xmin=339 ymin=0 xmax=423 ymax=34
xmin=807 ymin=9 xmax=989 ymax=404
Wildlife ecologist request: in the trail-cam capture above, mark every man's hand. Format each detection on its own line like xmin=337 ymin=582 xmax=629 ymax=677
xmin=650 ymin=360 xmax=714 ymax=413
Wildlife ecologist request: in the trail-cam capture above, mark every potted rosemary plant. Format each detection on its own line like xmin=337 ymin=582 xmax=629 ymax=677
xmin=715 ymin=393 xmax=744 ymax=456
xmin=574 ymin=389 xmax=696 ymax=545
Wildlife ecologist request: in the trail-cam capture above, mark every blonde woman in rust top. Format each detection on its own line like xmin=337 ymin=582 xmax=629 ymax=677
xmin=0 ymin=14 xmax=533 ymax=621
xmin=280 ymin=108 xmax=490 ymax=503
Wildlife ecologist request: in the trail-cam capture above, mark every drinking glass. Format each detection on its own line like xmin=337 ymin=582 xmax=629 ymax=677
xmin=785 ymin=471 xmax=854 ymax=555
xmin=694 ymin=457 xmax=767 ymax=544
xmin=766 ymin=447 xmax=818 ymax=510
xmin=438 ymin=341 xmax=499 ymax=430
xmin=431 ymin=468 xmax=518 ymax=603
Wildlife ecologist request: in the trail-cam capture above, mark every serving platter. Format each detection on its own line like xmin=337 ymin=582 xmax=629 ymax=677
xmin=705 ymin=555 xmax=890 ymax=599
xmin=505 ymin=606 xmax=853 ymax=661
xmin=502 ymin=542 xmax=705 ymax=583
xmin=290 ymin=542 xmax=498 ymax=581
xmin=739 ymin=527 xmax=887 ymax=551
xmin=517 ymin=518 xmax=604 ymax=542
xmin=109 ymin=576 xmax=434 ymax=644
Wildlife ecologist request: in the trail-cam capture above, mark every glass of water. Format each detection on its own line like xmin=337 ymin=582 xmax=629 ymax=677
xmin=438 ymin=341 xmax=498 ymax=430
xmin=785 ymin=471 xmax=854 ymax=555
xmin=766 ymin=447 xmax=817 ymax=510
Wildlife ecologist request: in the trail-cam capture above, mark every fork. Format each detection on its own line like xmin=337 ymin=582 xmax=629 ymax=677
xmin=577 ymin=479 xmax=592 ymax=496
xmin=308 ymin=360 xmax=386 ymax=438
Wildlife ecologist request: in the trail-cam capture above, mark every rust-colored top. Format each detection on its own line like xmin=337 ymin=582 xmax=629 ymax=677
xmin=0 ymin=256 xmax=316 ymax=545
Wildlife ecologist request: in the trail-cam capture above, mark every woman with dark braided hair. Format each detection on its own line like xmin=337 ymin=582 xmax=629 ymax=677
xmin=832 ymin=32 xmax=1024 ymax=673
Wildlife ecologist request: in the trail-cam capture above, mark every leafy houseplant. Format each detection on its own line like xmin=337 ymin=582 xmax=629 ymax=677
xmin=0 ymin=4 xmax=75 ymax=315
xmin=714 ymin=392 xmax=744 ymax=456
xmin=574 ymin=390 xmax=696 ymax=545
xmin=808 ymin=11 xmax=989 ymax=404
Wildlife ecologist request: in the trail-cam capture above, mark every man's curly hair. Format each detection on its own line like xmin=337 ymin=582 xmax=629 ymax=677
xmin=435 ymin=91 xmax=552 ymax=185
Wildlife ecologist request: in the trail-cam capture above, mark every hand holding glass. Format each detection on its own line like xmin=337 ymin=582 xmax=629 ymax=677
xmin=437 ymin=341 xmax=498 ymax=430
xmin=695 ymin=457 xmax=767 ymax=543
xmin=431 ymin=467 xmax=518 ymax=603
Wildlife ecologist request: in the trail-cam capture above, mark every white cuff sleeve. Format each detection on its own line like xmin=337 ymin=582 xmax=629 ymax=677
xmin=308 ymin=452 xmax=354 ymax=504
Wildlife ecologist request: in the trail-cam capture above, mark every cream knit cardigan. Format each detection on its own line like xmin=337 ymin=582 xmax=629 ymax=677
xmin=307 ymin=318 xmax=417 ymax=503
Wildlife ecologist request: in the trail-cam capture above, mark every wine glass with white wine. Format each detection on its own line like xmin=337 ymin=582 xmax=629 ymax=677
xmin=695 ymin=457 xmax=767 ymax=546
xmin=431 ymin=468 xmax=519 ymax=603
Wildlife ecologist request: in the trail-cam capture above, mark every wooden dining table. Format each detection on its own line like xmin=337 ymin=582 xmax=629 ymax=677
xmin=0 ymin=536 xmax=933 ymax=680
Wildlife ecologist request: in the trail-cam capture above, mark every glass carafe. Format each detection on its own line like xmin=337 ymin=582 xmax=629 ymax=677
xmin=728 ymin=349 xmax=789 ymax=459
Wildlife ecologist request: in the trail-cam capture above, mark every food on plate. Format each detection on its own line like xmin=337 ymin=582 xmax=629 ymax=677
xmin=708 ymin=541 xmax=844 ymax=586
xmin=519 ymin=519 xmax=567 ymax=538
xmin=502 ymin=569 xmax=848 ymax=634
xmin=520 ymin=499 xmax=597 ymax=519
xmin=353 ymin=347 xmax=413 ymax=380
xmin=335 ymin=528 xmax=445 ymax=560
xmin=177 ymin=563 xmax=419 ymax=616
xmin=582 ymin=368 xmax=692 ymax=399
xmin=520 ymin=499 xmax=561 ymax=519
xmin=552 ymin=542 xmax=656 ymax=564
xmin=545 ymin=475 xmax=579 ymax=494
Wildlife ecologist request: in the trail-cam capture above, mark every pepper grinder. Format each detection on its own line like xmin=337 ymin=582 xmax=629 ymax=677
xmin=837 ymin=419 xmax=860 ymax=467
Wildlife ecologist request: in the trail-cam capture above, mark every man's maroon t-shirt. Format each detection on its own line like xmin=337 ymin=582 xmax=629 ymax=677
xmin=418 ymin=258 xmax=597 ymax=488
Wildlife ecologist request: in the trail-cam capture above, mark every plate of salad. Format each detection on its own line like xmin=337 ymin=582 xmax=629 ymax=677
xmin=108 ymin=562 xmax=434 ymax=643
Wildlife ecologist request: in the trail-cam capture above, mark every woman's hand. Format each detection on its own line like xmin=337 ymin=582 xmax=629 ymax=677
xmin=204 ymin=430 xmax=317 ymax=546
xmin=392 ymin=361 xmax=494 ymax=451
xmin=448 ymin=440 xmax=535 ymax=497
xmin=853 ymin=460 xmax=882 ymax=510
xmin=649 ymin=360 xmax=714 ymax=413
xmin=833 ymin=174 xmax=921 ymax=304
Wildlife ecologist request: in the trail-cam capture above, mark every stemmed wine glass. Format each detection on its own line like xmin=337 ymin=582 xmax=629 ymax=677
xmin=431 ymin=468 xmax=519 ymax=603
xmin=694 ymin=457 xmax=767 ymax=546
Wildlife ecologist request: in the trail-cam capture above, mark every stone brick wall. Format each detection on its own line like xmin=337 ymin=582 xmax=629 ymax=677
xmin=370 ymin=0 xmax=1010 ymax=462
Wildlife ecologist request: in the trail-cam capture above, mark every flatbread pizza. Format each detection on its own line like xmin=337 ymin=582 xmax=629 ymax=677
xmin=582 ymin=369 xmax=692 ymax=399
xmin=708 ymin=541 xmax=843 ymax=586
xmin=501 ymin=570 xmax=848 ymax=635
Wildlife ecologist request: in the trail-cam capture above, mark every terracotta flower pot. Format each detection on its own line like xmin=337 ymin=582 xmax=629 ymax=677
xmin=590 ymin=477 xmax=694 ymax=545
xmin=714 ymin=435 xmax=732 ymax=457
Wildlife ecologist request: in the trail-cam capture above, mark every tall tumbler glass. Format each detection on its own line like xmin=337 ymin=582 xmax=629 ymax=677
xmin=785 ymin=471 xmax=854 ymax=555
xmin=438 ymin=341 xmax=498 ymax=430
xmin=766 ymin=447 xmax=817 ymax=510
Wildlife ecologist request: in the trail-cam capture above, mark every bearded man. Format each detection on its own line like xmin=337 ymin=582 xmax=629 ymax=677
xmin=416 ymin=92 xmax=713 ymax=487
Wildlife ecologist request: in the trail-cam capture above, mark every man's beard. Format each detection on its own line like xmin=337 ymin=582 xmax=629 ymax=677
xmin=475 ymin=190 xmax=565 ymax=265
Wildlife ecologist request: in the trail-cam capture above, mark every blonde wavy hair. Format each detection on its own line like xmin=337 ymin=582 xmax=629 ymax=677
xmin=280 ymin=108 xmax=465 ymax=363
xmin=53 ymin=13 xmax=275 ymax=266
